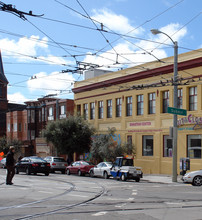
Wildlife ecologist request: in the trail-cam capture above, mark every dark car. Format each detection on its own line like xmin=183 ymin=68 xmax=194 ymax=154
xmin=15 ymin=156 xmax=50 ymax=176
xmin=66 ymin=161 xmax=94 ymax=176
xmin=44 ymin=156 xmax=68 ymax=174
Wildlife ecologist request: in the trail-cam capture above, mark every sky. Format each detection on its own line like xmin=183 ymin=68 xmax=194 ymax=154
xmin=0 ymin=0 xmax=202 ymax=104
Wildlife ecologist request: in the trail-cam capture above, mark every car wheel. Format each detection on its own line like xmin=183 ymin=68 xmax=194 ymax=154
xmin=103 ymin=171 xmax=109 ymax=179
xmin=90 ymin=170 xmax=94 ymax=178
xmin=121 ymin=173 xmax=126 ymax=181
xmin=26 ymin=167 xmax=31 ymax=175
xmin=78 ymin=170 xmax=82 ymax=176
xmin=15 ymin=167 xmax=19 ymax=174
xmin=192 ymin=176 xmax=202 ymax=186
xmin=135 ymin=177 xmax=140 ymax=182
xmin=66 ymin=169 xmax=70 ymax=175
xmin=45 ymin=172 xmax=49 ymax=176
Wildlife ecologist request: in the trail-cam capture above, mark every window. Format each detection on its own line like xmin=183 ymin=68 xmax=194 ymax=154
xmin=189 ymin=87 xmax=197 ymax=111
xmin=142 ymin=135 xmax=153 ymax=156
xmin=31 ymin=110 xmax=35 ymax=123
xmin=126 ymin=96 xmax=132 ymax=116
xmin=127 ymin=135 xmax=132 ymax=145
xmin=42 ymin=108 xmax=45 ymax=121
xmin=148 ymin=93 xmax=156 ymax=114
xmin=137 ymin=95 xmax=144 ymax=115
xmin=163 ymin=91 xmax=169 ymax=113
xmin=24 ymin=123 xmax=26 ymax=131
xmin=83 ymin=103 xmax=88 ymax=120
xmin=14 ymin=123 xmax=17 ymax=132
xmin=187 ymin=135 xmax=202 ymax=159
xmin=98 ymin=101 xmax=103 ymax=119
xmin=90 ymin=102 xmax=95 ymax=120
xmin=60 ymin=105 xmax=65 ymax=115
xmin=107 ymin=99 xmax=112 ymax=118
xmin=177 ymin=89 xmax=183 ymax=109
xmin=7 ymin=124 xmax=10 ymax=132
xmin=18 ymin=123 xmax=22 ymax=132
xmin=77 ymin=105 xmax=81 ymax=116
xmin=28 ymin=110 xmax=31 ymax=123
xmin=39 ymin=110 xmax=41 ymax=122
xmin=48 ymin=107 xmax=54 ymax=121
xmin=116 ymin=98 xmax=122 ymax=117
xmin=163 ymin=135 xmax=172 ymax=157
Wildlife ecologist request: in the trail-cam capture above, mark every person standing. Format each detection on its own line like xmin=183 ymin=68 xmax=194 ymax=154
xmin=6 ymin=146 xmax=15 ymax=185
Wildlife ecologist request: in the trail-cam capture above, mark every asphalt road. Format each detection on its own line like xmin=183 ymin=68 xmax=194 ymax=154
xmin=0 ymin=169 xmax=202 ymax=220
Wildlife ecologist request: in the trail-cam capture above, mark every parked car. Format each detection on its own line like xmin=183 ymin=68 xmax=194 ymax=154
xmin=66 ymin=161 xmax=94 ymax=176
xmin=15 ymin=156 xmax=50 ymax=176
xmin=89 ymin=162 xmax=112 ymax=179
xmin=44 ymin=156 xmax=67 ymax=174
xmin=110 ymin=157 xmax=143 ymax=182
xmin=0 ymin=158 xmax=6 ymax=169
xmin=182 ymin=170 xmax=202 ymax=186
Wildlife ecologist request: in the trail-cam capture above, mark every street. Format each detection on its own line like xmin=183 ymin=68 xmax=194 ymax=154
xmin=1 ymin=169 xmax=202 ymax=220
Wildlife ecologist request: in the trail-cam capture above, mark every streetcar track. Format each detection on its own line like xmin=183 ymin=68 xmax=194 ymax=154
xmin=12 ymin=181 xmax=106 ymax=220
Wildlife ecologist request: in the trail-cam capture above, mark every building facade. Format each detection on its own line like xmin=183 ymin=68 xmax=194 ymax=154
xmin=73 ymin=49 xmax=202 ymax=175
xmin=7 ymin=97 xmax=74 ymax=157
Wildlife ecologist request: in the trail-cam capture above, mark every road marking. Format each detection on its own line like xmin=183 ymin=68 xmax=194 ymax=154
xmin=69 ymin=194 xmax=88 ymax=198
xmin=132 ymin=189 xmax=137 ymax=195
xmin=92 ymin=212 xmax=107 ymax=216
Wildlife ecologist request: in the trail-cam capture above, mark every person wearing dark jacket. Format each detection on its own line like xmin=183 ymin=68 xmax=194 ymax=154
xmin=6 ymin=146 xmax=15 ymax=185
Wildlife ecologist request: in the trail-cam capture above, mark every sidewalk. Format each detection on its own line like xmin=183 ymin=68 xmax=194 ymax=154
xmin=142 ymin=174 xmax=183 ymax=184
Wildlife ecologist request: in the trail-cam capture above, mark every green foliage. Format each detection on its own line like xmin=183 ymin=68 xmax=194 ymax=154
xmin=0 ymin=136 xmax=22 ymax=154
xmin=90 ymin=128 xmax=135 ymax=162
xmin=43 ymin=115 xmax=95 ymax=155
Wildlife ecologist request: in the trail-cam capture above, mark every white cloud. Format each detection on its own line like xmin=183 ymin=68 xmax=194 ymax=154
xmin=0 ymin=36 xmax=72 ymax=66
xmin=27 ymin=71 xmax=75 ymax=95
xmin=92 ymin=9 xmax=143 ymax=35
xmin=8 ymin=92 xmax=28 ymax=104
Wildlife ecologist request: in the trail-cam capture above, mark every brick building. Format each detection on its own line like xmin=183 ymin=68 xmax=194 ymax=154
xmin=7 ymin=97 xmax=74 ymax=157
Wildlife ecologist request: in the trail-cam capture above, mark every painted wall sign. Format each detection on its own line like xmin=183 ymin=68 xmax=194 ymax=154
xmin=127 ymin=121 xmax=154 ymax=129
xmin=178 ymin=114 xmax=202 ymax=126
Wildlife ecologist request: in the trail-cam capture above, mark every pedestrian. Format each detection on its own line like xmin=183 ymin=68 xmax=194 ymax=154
xmin=6 ymin=146 xmax=15 ymax=185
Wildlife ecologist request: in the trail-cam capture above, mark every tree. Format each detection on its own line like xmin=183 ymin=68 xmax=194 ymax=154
xmin=90 ymin=128 xmax=135 ymax=162
xmin=43 ymin=115 xmax=95 ymax=155
xmin=0 ymin=136 xmax=22 ymax=154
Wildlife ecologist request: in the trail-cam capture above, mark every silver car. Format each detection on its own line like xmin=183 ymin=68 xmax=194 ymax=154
xmin=0 ymin=158 xmax=6 ymax=169
xmin=44 ymin=156 xmax=67 ymax=174
xmin=182 ymin=170 xmax=202 ymax=186
xmin=89 ymin=162 xmax=112 ymax=179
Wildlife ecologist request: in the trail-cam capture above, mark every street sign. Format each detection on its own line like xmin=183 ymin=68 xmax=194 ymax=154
xmin=167 ymin=107 xmax=187 ymax=116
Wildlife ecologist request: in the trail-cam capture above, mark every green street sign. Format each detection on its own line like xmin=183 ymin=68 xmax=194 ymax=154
xmin=167 ymin=107 xmax=187 ymax=116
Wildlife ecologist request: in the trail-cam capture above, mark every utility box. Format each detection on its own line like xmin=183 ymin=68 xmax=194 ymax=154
xmin=180 ymin=157 xmax=190 ymax=176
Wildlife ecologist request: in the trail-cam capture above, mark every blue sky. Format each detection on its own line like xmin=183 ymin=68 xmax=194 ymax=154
xmin=0 ymin=0 xmax=202 ymax=103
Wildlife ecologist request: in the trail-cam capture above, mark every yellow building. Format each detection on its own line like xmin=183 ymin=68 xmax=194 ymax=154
xmin=73 ymin=49 xmax=202 ymax=174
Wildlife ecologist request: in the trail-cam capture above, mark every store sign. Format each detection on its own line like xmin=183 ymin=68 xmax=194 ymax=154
xmin=178 ymin=114 xmax=202 ymax=126
xmin=127 ymin=121 xmax=154 ymax=128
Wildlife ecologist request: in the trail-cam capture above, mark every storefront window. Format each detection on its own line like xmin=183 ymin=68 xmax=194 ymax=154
xmin=137 ymin=94 xmax=144 ymax=115
xmin=163 ymin=91 xmax=169 ymax=113
xmin=116 ymin=98 xmax=122 ymax=117
xmin=77 ymin=105 xmax=81 ymax=116
xmin=189 ymin=87 xmax=197 ymax=111
xmin=187 ymin=135 xmax=202 ymax=159
xmin=127 ymin=135 xmax=132 ymax=145
xmin=163 ymin=135 xmax=172 ymax=157
xmin=142 ymin=135 xmax=153 ymax=156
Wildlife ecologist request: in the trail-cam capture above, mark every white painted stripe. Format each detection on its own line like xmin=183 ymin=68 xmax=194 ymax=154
xmin=92 ymin=212 xmax=107 ymax=216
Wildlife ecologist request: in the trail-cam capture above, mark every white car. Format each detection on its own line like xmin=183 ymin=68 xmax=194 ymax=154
xmin=182 ymin=170 xmax=202 ymax=186
xmin=89 ymin=162 xmax=112 ymax=179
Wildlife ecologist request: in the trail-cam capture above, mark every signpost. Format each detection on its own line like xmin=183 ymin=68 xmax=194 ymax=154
xmin=167 ymin=107 xmax=187 ymax=116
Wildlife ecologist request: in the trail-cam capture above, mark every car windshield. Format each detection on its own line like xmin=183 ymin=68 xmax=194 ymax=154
xmin=105 ymin=162 xmax=112 ymax=166
xmin=54 ymin=158 xmax=66 ymax=162
xmin=81 ymin=161 xmax=90 ymax=165
xmin=30 ymin=158 xmax=46 ymax=163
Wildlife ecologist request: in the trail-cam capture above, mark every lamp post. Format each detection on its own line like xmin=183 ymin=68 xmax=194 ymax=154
xmin=151 ymin=29 xmax=178 ymax=182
